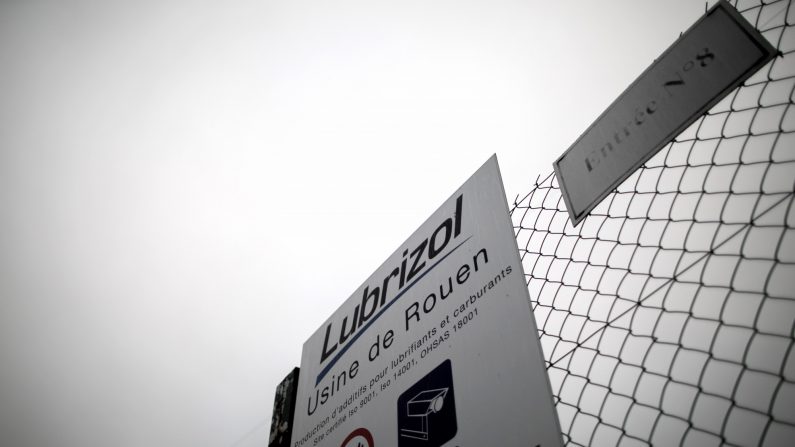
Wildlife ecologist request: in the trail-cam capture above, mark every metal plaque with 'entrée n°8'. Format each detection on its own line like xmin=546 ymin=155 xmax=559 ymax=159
xmin=554 ymin=0 xmax=777 ymax=226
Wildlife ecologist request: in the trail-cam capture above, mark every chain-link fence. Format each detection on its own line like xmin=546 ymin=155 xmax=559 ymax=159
xmin=511 ymin=1 xmax=795 ymax=445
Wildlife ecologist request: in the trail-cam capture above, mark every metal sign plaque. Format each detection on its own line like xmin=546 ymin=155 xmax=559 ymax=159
xmin=290 ymin=156 xmax=563 ymax=447
xmin=554 ymin=0 xmax=777 ymax=226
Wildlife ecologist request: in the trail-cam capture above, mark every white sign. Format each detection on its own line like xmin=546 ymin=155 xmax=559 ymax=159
xmin=291 ymin=156 xmax=563 ymax=447
xmin=554 ymin=0 xmax=777 ymax=226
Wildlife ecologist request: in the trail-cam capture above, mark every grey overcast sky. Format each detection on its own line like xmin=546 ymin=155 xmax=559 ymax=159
xmin=0 ymin=1 xmax=702 ymax=446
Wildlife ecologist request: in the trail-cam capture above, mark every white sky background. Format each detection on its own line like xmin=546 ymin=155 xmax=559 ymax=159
xmin=0 ymin=1 xmax=703 ymax=446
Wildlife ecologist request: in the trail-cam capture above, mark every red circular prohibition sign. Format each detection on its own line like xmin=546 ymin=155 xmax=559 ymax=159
xmin=339 ymin=427 xmax=374 ymax=447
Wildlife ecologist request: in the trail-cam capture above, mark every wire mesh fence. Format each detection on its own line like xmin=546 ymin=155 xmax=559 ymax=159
xmin=511 ymin=1 xmax=795 ymax=445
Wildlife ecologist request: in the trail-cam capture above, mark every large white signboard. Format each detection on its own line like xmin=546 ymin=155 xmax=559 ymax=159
xmin=554 ymin=0 xmax=776 ymax=226
xmin=291 ymin=156 xmax=563 ymax=447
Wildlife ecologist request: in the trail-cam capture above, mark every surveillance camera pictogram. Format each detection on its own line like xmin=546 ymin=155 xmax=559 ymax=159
xmin=397 ymin=360 xmax=457 ymax=447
